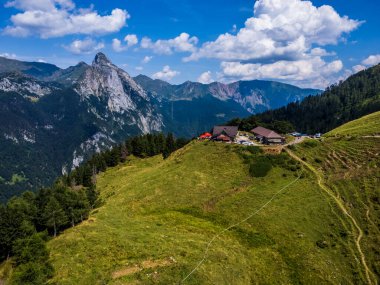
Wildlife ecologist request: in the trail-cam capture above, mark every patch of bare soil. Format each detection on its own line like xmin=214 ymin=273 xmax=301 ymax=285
xmin=112 ymin=258 xmax=174 ymax=279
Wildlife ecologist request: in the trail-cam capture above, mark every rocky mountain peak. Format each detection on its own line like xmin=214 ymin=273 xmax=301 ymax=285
xmin=93 ymin=52 xmax=112 ymax=66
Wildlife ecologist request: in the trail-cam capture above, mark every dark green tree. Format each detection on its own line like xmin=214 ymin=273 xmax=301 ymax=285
xmin=41 ymin=197 xmax=67 ymax=237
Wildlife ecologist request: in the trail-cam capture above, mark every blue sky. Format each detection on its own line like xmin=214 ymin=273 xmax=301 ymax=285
xmin=0 ymin=0 xmax=379 ymax=89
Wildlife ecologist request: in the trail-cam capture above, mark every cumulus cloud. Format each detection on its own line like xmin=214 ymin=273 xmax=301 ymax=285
xmin=351 ymin=54 xmax=380 ymax=74
xmin=141 ymin=33 xmax=198 ymax=55
xmin=198 ymin=71 xmax=213 ymax=84
xmin=352 ymin=65 xmax=366 ymax=73
xmin=185 ymin=0 xmax=361 ymax=62
xmin=124 ymin=34 xmax=138 ymax=47
xmin=64 ymin=38 xmax=104 ymax=54
xmin=5 ymin=0 xmax=75 ymax=11
xmin=220 ymin=57 xmax=343 ymax=89
xmin=183 ymin=0 xmax=361 ymax=88
xmin=152 ymin=65 xmax=180 ymax=81
xmin=3 ymin=0 xmax=129 ymax=38
xmin=112 ymin=34 xmax=138 ymax=52
xmin=362 ymin=54 xmax=380 ymax=66
xmin=142 ymin=56 xmax=153 ymax=64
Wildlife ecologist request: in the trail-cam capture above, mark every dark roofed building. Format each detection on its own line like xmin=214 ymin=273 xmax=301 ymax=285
xmin=251 ymin=126 xmax=284 ymax=145
xmin=212 ymin=126 xmax=238 ymax=142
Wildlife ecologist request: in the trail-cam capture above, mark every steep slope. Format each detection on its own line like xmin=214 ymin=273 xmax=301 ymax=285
xmin=246 ymin=64 xmax=380 ymax=133
xmin=288 ymin=113 xmax=380 ymax=284
xmin=325 ymin=111 xmax=380 ymax=137
xmin=134 ymin=74 xmax=321 ymax=114
xmin=47 ymin=140 xmax=372 ymax=284
xmin=0 ymin=54 xmax=163 ymax=201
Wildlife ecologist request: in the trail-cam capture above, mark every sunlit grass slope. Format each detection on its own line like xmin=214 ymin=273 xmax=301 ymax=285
xmin=48 ymin=142 xmax=366 ymax=284
xmin=325 ymin=111 xmax=380 ymax=137
xmin=292 ymin=113 xmax=380 ymax=284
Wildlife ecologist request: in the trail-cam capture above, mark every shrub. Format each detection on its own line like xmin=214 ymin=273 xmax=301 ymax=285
xmin=249 ymin=157 xmax=272 ymax=177
xmin=246 ymin=146 xmax=262 ymax=155
xmin=10 ymin=233 xmax=53 ymax=285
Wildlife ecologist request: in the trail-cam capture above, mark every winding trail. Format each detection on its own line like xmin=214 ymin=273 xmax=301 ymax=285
xmin=285 ymin=148 xmax=375 ymax=285
xmin=180 ymin=172 xmax=302 ymax=284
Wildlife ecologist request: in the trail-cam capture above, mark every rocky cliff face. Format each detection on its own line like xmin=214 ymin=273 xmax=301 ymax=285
xmin=135 ymin=75 xmax=321 ymax=115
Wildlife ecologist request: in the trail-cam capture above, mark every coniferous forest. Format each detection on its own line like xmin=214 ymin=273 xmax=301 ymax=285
xmin=0 ymin=133 xmax=188 ymax=284
xmin=229 ymin=64 xmax=380 ymax=134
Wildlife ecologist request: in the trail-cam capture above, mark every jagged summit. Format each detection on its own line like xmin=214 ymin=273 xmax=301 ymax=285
xmin=93 ymin=52 xmax=112 ymax=66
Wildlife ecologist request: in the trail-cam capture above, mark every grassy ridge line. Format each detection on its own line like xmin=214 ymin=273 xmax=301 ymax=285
xmin=285 ymin=147 xmax=375 ymax=285
xmin=181 ymin=171 xmax=303 ymax=283
xmin=325 ymin=111 xmax=380 ymax=137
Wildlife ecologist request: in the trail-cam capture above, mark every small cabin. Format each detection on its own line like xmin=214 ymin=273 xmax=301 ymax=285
xmin=250 ymin=126 xmax=285 ymax=145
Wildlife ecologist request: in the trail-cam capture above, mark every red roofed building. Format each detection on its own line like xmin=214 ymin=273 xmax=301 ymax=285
xmin=251 ymin=126 xmax=284 ymax=145
xmin=199 ymin=132 xmax=212 ymax=139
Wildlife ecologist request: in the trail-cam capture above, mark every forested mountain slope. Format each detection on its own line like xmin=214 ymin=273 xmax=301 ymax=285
xmin=236 ymin=64 xmax=380 ymax=134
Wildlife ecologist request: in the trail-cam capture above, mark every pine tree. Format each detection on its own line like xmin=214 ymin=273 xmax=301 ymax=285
xmin=41 ymin=197 xmax=67 ymax=237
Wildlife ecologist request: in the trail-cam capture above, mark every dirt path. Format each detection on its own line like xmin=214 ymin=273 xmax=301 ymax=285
xmin=285 ymin=148 xmax=375 ymax=285
xmin=284 ymin=136 xmax=306 ymax=146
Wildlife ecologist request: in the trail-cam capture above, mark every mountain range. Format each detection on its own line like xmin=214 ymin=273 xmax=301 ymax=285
xmin=0 ymin=53 xmax=320 ymax=200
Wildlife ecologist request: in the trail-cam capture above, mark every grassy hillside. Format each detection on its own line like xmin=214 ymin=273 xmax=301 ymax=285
xmin=325 ymin=111 xmax=380 ymax=137
xmin=289 ymin=114 xmax=380 ymax=284
xmin=47 ymin=140 xmax=371 ymax=284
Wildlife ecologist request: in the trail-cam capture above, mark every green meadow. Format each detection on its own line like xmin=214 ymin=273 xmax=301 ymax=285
xmin=325 ymin=111 xmax=380 ymax=137
xmin=47 ymin=138 xmax=372 ymax=284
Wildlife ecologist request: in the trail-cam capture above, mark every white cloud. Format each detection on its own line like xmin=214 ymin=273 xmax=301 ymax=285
xmin=352 ymin=65 xmax=366 ymax=73
xmin=112 ymin=39 xmax=124 ymax=52
xmin=5 ymin=0 xmax=75 ymax=11
xmin=141 ymin=33 xmax=198 ymax=55
xmin=185 ymin=0 xmax=361 ymax=62
xmin=3 ymin=0 xmax=129 ymax=38
xmin=220 ymin=56 xmax=343 ymax=89
xmin=142 ymin=56 xmax=153 ymax=64
xmin=182 ymin=0 xmax=361 ymax=89
xmin=112 ymin=34 xmax=138 ymax=52
xmin=135 ymin=66 xmax=143 ymax=71
xmin=362 ymin=54 xmax=380 ymax=66
xmin=124 ymin=34 xmax=138 ymax=47
xmin=64 ymin=38 xmax=104 ymax=54
xmin=152 ymin=65 xmax=180 ymax=81
xmin=0 ymin=52 xmax=17 ymax=59
xmin=198 ymin=71 xmax=213 ymax=84
xmin=37 ymin=59 xmax=47 ymax=63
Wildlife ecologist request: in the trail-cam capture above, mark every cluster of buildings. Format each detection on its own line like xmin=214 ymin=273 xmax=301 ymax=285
xmin=199 ymin=125 xmax=285 ymax=145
